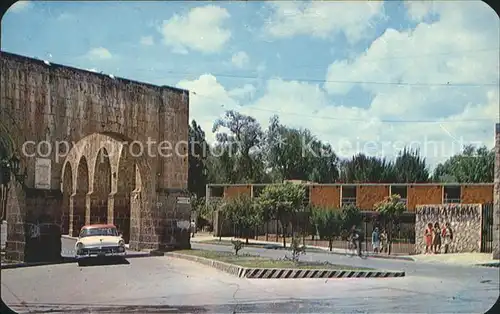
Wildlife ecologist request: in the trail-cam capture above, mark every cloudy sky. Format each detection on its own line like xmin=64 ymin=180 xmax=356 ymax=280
xmin=2 ymin=1 xmax=499 ymax=168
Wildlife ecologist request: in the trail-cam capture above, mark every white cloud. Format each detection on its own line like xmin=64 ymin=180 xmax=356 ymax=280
xmin=86 ymin=47 xmax=112 ymax=60
xmin=262 ymin=1 xmax=386 ymax=43
xmin=228 ymin=84 xmax=256 ymax=99
xmin=8 ymin=1 xmax=32 ymax=13
xmin=179 ymin=1 xmax=498 ymax=168
xmin=231 ymin=51 xmax=250 ymax=68
xmin=140 ymin=36 xmax=154 ymax=46
xmin=159 ymin=5 xmax=231 ymax=54
xmin=177 ymin=74 xmax=241 ymax=142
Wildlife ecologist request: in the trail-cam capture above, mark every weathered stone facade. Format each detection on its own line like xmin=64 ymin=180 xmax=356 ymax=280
xmin=1 ymin=52 xmax=191 ymax=261
xmin=493 ymin=123 xmax=500 ymax=259
xmin=415 ymin=204 xmax=482 ymax=254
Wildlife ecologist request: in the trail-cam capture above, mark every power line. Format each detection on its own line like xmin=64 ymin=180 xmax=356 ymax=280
xmin=169 ymin=71 xmax=498 ymax=87
xmin=190 ymin=91 xmax=498 ymax=124
xmin=115 ymin=47 xmax=500 ymax=87
xmin=293 ymin=47 xmax=500 ymax=69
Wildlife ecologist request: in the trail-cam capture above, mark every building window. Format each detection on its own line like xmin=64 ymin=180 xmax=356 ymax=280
xmin=390 ymin=185 xmax=408 ymax=205
xmin=444 ymin=186 xmax=461 ymax=204
xmin=210 ymin=186 xmax=224 ymax=198
xmin=341 ymin=185 xmax=357 ymax=207
xmin=252 ymin=185 xmax=265 ymax=198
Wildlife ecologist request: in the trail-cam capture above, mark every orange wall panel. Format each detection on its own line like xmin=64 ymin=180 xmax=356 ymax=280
xmin=224 ymin=186 xmax=251 ymax=199
xmin=407 ymin=185 xmax=443 ymax=212
xmin=310 ymin=185 xmax=341 ymax=208
xmin=356 ymin=185 xmax=389 ymax=210
xmin=461 ymin=185 xmax=494 ymax=204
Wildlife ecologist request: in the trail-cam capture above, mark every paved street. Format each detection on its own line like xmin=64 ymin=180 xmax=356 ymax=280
xmin=1 ymin=239 xmax=498 ymax=313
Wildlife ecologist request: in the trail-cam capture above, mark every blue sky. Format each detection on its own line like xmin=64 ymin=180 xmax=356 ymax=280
xmin=2 ymin=1 xmax=499 ymax=167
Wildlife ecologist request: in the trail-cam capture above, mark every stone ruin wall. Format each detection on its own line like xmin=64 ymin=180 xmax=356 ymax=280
xmin=415 ymin=204 xmax=482 ymax=254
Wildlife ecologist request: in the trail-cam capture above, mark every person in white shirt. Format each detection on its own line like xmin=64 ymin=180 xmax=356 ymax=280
xmin=190 ymin=220 xmax=196 ymax=237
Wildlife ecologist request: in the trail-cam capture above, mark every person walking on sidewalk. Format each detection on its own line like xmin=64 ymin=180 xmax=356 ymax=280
xmin=190 ymin=219 xmax=196 ymax=238
xmin=372 ymin=227 xmax=380 ymax=254
xmin=380 ymin=229 xmax=388 ymax=254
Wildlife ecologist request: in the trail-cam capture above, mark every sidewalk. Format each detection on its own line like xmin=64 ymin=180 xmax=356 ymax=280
xmin=409 ymin=253 xmax=500 ymax=266
xmin=190 ymin=234 xmax=415 ymax=261
xmin=191 ymin=234 xmax=500 ymax=266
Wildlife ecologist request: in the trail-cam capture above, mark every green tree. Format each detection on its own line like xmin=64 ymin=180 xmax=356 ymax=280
xmin=224 ymin=193 xmax=263 ymax=244
xmin=340 ymin=204 xmax=362 ymax=234
xmin=258 ymin=182 xmax=306 ymax=247
xmin=374 ymin=194 xmax=406 ymax=255
xmin=212 ymin=110 xmax=265 ymax=183
xmin=188 ymin=120 xmax=209 ymax=197
xmin=265 ymin=116 xmax=339 ymax=183
xmin=393 ymin=147 xmax=430 ymax=183
xmin=310 ymin=207 xmax=342 ymax=251
xmin=432 ymin=145 xmax=494 ymax=183
xmin=339 ymin=153 xmax=396 ymax=183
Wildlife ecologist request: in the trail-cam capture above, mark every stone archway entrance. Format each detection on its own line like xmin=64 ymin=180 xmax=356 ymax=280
xmin=2 ymin=51 xmax=192 ymax=262
xmin=61 ymin=133 xmax=146 ymax=246
xmin=90 ymin=148 xmax=111 ymax=225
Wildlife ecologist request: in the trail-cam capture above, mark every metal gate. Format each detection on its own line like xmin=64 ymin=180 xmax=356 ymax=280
xmin=481 ymin=203 xmax=494 ymax=253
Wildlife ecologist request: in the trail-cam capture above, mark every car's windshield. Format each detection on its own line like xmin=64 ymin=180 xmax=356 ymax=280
xmin=79 ymin=227 xmax=118 ymax=238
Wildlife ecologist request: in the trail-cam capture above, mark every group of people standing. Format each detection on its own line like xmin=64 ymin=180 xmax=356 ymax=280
xmin=370 ymin=227 xmax=388 ymax=254
xmin=424 ymin=222 xmax=453 ymax=254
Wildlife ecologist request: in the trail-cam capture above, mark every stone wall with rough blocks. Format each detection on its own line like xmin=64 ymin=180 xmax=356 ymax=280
xmin=493 ymin=123 xmax=500 ymax=259
xmin=1 ymin=52 xmax=190 ymax=261
xmin=415 ymin=204 xmax=482 ymax=254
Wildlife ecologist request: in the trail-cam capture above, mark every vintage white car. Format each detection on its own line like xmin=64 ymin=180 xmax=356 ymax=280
xmin=75 ymin=224 xmax=126 ymax=264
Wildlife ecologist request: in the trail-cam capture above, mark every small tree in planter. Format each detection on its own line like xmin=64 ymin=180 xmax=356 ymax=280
xmin=231 ymin=239 xmax=244 ymax=256
xmin=374 ymin=194 xmax=406 ymax=255
xmin=290 ymin=237 xmax=306 ymax=263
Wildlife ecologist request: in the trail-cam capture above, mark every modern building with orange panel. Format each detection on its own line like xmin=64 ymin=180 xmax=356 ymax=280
xmin=206 ymin=182 xmax=494 ymax=212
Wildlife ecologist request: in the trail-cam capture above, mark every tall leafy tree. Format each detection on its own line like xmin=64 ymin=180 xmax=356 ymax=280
xmin=212 ymin=110 xmax=265 ymax=183
xmin=265 ymin=116 xmax=339 ymax=183
xmin=432 ymin=145 xmax=494 ymax=183
xmin=206 ymin=142 xmax=239 ymax=184
xmin=188 ymin=120 xmax=208 ymax=197
xmin=339 ymin=153 xmax=396 ymax=183
xmin=393 ymin=147 xmax=430 ymax=183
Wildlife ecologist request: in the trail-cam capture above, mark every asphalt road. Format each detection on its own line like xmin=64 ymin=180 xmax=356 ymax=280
xmin=1 ymin=240 xmax=498 ymax=313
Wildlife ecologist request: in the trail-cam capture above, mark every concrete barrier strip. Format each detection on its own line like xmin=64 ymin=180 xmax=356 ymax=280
xmin=166 ymin=253 xmax=405 ymax=279
xmin=241 ymin=268 xmax=405 ymax=279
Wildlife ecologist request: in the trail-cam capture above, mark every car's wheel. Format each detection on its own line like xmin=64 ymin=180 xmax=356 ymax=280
xmin=77 ymin=259 xmax=86 ymax=267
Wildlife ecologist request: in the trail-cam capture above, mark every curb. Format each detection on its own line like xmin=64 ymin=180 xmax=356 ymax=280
xmin=166 ymin=252 xmax=405 ymax=279
xmin=366 ymin=254 xmax=415 ymax=261
xmin=475 ymin=262 xmax=500 ymax=268
xmin=195 ymin=240 xmax=415 ymax=262
xmin=1 ymin=252 xmax=151 ymax=270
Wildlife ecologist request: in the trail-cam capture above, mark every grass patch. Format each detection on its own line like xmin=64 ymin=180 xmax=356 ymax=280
xmin=198 ymin=239 xmax=326 ymax=253
xmin=175 ymin=249 xmax=373 ymax=270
